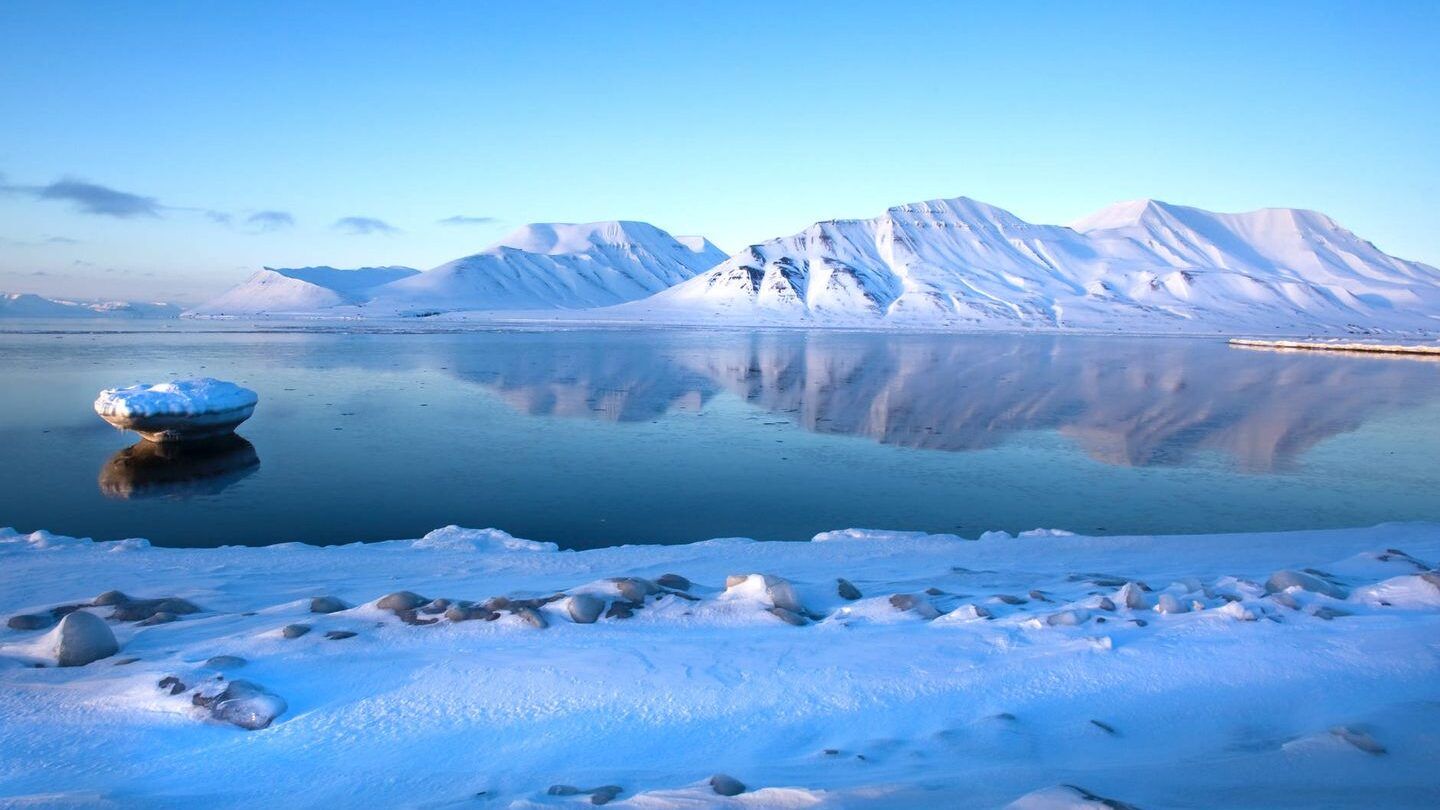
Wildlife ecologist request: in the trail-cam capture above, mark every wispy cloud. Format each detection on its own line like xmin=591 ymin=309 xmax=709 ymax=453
xmin=15 ymin=178 xmax=165 ymax=218
xmin=334 ymin=216 xmax=400 ymax=235
xmin=0 ymin=234 xmax=84 ymax=247
xmin=246 ymin=210 xmax=295 ymax=232
xmin=0 ymin=172 xmax=292 ymax=231
xmin=438 ymin=215 xmax=497 ymax=226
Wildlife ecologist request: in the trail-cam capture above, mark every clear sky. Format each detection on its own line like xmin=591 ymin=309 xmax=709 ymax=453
xmin=2 ymin=0 xmax=1437 ymax=304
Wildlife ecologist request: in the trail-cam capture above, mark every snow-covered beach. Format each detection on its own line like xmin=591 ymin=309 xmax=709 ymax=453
xmin=2 ymin=522 xmax=1437 ymax=808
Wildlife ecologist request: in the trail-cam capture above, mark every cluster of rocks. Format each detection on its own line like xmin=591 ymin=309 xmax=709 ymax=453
xmin=190 ymin=678 xmax=288 ymax=730
xmin=543 ymin=774 xmax=745 ymax=805
xmin=6 ymin=587 xmax=205 ymax=668
xmin=95 ymin=589 xmax=203 ymax=626
xmin=546 ymin=784 xmax=623 ymax=805
xmin=330 ymin=574 xmax=704 ymax=633
xmin=151 ymin=655 xmax=286 ymax=731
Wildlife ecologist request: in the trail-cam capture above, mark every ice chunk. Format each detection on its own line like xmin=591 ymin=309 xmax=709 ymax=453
xmin=94 ymin=378 xmax=258 ymax=418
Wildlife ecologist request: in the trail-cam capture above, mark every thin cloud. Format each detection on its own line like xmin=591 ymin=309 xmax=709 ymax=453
xmin=29 ymin=178 xmax=163 ymax=218
xmin=334 ymin=216 xmax=400 ymax=235
xmin=438 ymin=215 xmax=497 ymax=226
xmin=246 ymin=210 xmax=295 ymax=232
xmin=0 ymin=172 xmax=244 ymax=225
xmin=0 ymin=235 xmax=83 ymax=247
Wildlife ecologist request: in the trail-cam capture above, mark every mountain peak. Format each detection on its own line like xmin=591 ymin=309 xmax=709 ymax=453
xmin=1068 ymin=199 xmax=1178 ymax=232
xmin=489 ymin=220 xmax=675 ymax=256
xmin=885 ymin=196 xmax=1031 ymax=229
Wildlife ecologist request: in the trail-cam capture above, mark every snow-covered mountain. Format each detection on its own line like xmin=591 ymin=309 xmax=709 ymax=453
xmin=187 ymin=266 xmax=419 ymax=316
xmin=621 ymin=197 xmax=1440 ymax=334
xmin=0 ymin=293 xmax=181 ymax=319
xmin=366 ymin=221 xmax=726 ymax=314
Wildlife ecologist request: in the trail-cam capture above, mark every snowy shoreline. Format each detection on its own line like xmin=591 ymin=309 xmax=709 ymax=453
xmin=2 ymin=523 xmax=1438 ymax=808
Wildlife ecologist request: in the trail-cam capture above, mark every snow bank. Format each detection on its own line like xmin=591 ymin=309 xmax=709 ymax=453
xmin=93 ymin=378 xmax=258 ymax=418
xmin=1 ymin=523 xmax=1437 ymax=807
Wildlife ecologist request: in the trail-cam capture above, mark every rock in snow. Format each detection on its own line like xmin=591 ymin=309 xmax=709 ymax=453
xmin=46 ymin=612 xmax=119 ymax=667
xmin=376 ymin=591 xmax=429 ymax=612
xmin=709 ymin=774 xmax=746 ymax=796
xmin=566 ymin=594 xmax=605 ymax=624
xmin=1266 ymin=569 xmax=1349 ymax=599
xmin=7 ymin=613 xmax=52 ymax=631
xmin=309 ymin=596 xmax=349 ymax=614
xmin=192 ymin=680 xmax=287 ymax=730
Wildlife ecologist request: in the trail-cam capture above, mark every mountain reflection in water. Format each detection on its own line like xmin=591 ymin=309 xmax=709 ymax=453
xmin=422 ymin=333 xmax=1438 ymax=472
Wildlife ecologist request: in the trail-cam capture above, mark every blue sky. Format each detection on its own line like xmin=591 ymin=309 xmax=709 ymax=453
xmin=2 ymin=0 xmax=1437 ymax=304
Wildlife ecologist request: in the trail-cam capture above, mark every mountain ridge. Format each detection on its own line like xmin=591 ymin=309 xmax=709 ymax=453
xmin=620 ymin=196 xmax=1440 ymax=334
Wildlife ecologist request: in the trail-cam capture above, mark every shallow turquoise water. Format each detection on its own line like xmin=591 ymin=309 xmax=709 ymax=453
xmin=1 ymin=325 xmax=1437 ymax=548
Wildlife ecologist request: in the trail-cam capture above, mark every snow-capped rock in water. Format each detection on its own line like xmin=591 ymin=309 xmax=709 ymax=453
xmin=186 ymin=266 xmax=419 ymax=316
xmin=94 ymin=378 xmax=259 ymax=443
xmin=367 ymin=220 xmax=727 ymax=314
xmin=0 ymin=292 xmax=181 ymax=319
xmin=622 ymin=196 xmax=1440 ymax=333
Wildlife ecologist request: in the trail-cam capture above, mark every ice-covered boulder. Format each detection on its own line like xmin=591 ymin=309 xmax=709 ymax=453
xmin=94 ymin=378 xmax=258 ymax=443
xmin=724 ymin=574 xmax=805 ymax=613
xmin=1154 ymin=593 xmax=1190 ymax=614
xmin=566 ymin=594 xmax=605 ymax=624
xmin=1265 ymin=569 xmax=1348 ymax=599
xmin=192 ymin=680 xmax=287 ymax=730
xmin=46 ymin=611 xmax=119 ymax=667
xmin=1115 ymin=582 xmax=1149 ymax=610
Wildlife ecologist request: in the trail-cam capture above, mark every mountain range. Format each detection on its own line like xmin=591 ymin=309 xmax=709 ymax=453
xmin=187 ymin=221 xmax=726 ymax=317
xmin=13 ymin=195 xmax=1437 ymax=334
xmin=624 ymin=197 xmax=1440 ymax=333
xmin=0 ymin=293 xmax=182 ymax=319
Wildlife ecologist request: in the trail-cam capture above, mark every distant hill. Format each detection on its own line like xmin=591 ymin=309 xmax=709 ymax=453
xmin=186 ymin=266 xmax=419 ymax=316
xmin=0 ymin=292 xmax=182 ymax=319
xmin=365 ymin=221 xmax=727 ymax=314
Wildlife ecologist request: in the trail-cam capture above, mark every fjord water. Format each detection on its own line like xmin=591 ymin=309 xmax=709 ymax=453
xmin=1 ymin=325 xmax=1438 ymax=549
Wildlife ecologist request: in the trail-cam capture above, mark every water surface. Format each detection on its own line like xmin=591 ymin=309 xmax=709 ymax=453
xmin=2 ymin=324 xmax=1438 ymax=548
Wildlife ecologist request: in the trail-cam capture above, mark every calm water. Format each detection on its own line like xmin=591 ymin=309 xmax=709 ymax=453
xmin=2 ymin=324 xmax=1438 ymax=548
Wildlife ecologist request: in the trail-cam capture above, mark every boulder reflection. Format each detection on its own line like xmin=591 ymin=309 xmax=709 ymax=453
xmin=99 ymin=435 xmax=260 ymax=499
